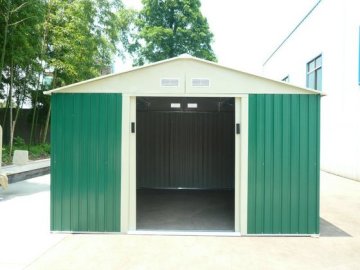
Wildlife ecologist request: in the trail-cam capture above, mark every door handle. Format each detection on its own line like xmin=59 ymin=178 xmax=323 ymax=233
xmin=131 ymin=122 xmax=135 ymax=133
xmin=236 ymin=123 xmax=240 ymax=134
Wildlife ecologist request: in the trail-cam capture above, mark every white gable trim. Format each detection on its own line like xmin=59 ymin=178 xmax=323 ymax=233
xmin=44 ymin=55 xmax=322 ymax=96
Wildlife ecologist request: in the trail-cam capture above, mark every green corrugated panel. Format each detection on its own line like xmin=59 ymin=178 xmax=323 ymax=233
xmin=248 ymin=94 xmax=320 ymax=234
xmin=51 ymin=93 xmax=122 ymax=232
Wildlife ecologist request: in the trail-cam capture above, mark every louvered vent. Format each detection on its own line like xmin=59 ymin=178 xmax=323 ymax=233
xmin=192 ymin=78 xmax=210 ymax=87
xmin=160 ymin=78 xmax=179 ymax=87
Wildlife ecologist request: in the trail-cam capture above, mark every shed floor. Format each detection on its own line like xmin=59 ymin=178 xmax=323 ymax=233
xmin=136 ymin=189 xmax=234 ymax=231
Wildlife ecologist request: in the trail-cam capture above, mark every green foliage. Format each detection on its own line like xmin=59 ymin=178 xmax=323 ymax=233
xmin=2 ymin=150 xmax=11 ymax=165
xmin=0 ymin=0 xmax=132 ymax=89
xmin=2 ymin=137 xmax=51 ymax=165
xmin=0 ymin=0 xmax=132 ymax=146
xmin=28 ymin=143 xmax=50 ymax=159
xmin=46 ymin=0 xmax=131 ymax=86
xmin=13 ymin=136 xmax=25 ymax=147
xmin=130 ymin=0 xmax=217 ymax=65
xmin=0 ymin=0 xmax=45 ymax=99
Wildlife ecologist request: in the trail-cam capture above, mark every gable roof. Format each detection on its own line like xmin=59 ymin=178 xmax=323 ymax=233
xmin=44 ymin=54 xmax=322 ymax=96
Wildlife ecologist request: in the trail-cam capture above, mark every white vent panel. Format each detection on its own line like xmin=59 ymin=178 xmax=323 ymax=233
xmin=171 ymin=103 xmax=181 ymax=108
xmin=161 ymin=78 xmax=179 ymax=87
xmin=192 ymin=78 xmax=210 ymax=87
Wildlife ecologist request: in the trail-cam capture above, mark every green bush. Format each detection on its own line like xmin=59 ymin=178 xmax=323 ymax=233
xmin=2 ymin=148 xmax=11 ymax=165
xmin=13 ymin=136 xmax=26 ymax=147
xmin=28 ymin=144 xmax=51 ymax=159
xmin=1 ymin=137 xmax=51 ymax=165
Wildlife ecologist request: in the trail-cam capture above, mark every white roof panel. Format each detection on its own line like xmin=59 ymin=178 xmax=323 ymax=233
xmin=44 ymin=55 xmax=322 ymax=96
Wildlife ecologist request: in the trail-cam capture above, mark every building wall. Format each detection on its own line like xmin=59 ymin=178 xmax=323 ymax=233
xmin=248 ymin=94 xmax=320 ymax=234
xmin=263 ymin=1 xmax=360 ymax=180
xmin=51 ymin=93 xmax=122 ymax=232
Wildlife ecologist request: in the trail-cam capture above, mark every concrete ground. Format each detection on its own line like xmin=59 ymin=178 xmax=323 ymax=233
xmin=0 ymin=175 xmax=65 ymax=270
xmin=0 ymin=172 xmax=359 ymax=270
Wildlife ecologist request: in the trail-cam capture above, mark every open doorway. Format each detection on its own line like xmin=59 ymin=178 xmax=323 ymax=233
xmin=136 ymin=97 xmax=235 ymax=231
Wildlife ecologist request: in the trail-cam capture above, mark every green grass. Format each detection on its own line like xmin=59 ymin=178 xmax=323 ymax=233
xmin=2 ymin=136 xmax=50 ymax=165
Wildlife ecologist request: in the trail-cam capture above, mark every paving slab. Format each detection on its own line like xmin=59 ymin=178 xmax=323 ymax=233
xmin=1 ymin=171 xmax=359 ymax=270
xmin=1 ymin=159 xmax=50 ymax=183
xmin=0 ymin=175 xmax=66 ymax=270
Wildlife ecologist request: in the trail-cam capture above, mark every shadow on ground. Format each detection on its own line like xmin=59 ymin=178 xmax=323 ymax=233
xmin=0 ymin=181 xmax=49 ymax=202
xmin=320 ymin=218 xmax=351 ymax=237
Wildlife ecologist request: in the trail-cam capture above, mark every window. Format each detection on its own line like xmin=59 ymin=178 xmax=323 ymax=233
xmin=282 ymin=75 xmax=289 ymax=82
xmin=306 ymin=55 xmax=322 ymax=90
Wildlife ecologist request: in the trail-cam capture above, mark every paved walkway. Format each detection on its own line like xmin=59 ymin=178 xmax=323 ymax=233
xmin=0 ymin=175 xmax=65 ymax=270
xmin=1 ymin=159 xmax=50 ymax=175
xmin=1 ymin=159 xmax=50 ymax=183
xmin=0 ymin=172 xmax=359 ymax=270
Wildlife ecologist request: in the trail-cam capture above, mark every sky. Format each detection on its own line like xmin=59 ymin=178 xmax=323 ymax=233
xmin=117 ymin=0 xmax=318 ymax=74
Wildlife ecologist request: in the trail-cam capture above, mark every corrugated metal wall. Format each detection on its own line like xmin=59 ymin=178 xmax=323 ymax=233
xmin=51 ymin=93 xmax=122 ymax=232
xmin=248 ymin=94 xmax=320 ymax=234
xmin=137 ymin=111 xmax=235 ymax=189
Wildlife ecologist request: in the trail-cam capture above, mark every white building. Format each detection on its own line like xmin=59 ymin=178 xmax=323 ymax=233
xmin=263 ymin=0 xmax=360 ymax=181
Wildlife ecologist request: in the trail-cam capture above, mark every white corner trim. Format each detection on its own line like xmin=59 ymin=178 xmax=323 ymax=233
xmin=240 ymin=96 xmax=249 ymax=235
xmin=121 ymin=95 xmax=131 ymax=232
xmin=234 ymin=98 xmax=241 ymax=232
xmin=128 ymin=97 xmax=137 ymax=231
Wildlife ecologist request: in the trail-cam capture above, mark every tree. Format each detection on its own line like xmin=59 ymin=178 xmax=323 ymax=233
xmin=0 ymin=0 xmax=133 ymax=149
xmin=130 ymin=0 xmax=216 ymax=65
xmin=0 ymin=0 xmax=42 ymax=88
xmin=0 ymin=0 xmax=45 ymax=153
xmin=45 ymin=0 xmax=130 ymax=86
xmin=29 ymin=0 xmax=132 ymax=145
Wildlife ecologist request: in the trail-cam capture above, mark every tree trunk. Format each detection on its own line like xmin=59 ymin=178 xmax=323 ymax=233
xmin=12 ymin=90 xmax=26 ymax=146
xmin=34 ymin=106 xmax=40 ymax=144
xmin=13 ymin=106 xmax=20 ymax=138
xmin=29 ymin=1 xmax=52 ymax=146
xmin=2 ymin=95 xmax=10 ymax=128
xmin=0 ymin=1 xmax=10 ymax=87
xmin=29 ymin=85 xmax=39 ymax=146
xmin=29 ymin=107 xmax=37 ymax=145
xmin=10 ymin=65 xmax=28 ymax=151
xmin=42 ymin=70 xmax=56 ymax=144
xmin=0 ymin=20 xmax=9 ymax=87
xmin=42 ymin=104 xmax=51 ymax=144
xmin=9 ymin=57 xmax=13 ymax=156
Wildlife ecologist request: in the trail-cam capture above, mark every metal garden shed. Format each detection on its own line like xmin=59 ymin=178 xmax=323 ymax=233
xmin=46 ymin=55 xmax=321 ymax=236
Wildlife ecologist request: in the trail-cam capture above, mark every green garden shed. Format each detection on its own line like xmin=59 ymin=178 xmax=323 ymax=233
xmin=46 ymin=55 xmax=321 ymax=236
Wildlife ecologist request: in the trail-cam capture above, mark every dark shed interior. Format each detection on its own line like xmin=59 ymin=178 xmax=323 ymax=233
xmin=136 ymin=97 xmax=235 ymax=231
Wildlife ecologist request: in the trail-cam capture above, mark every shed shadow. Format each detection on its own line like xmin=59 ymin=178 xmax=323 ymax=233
xmin=0 ymin=181 xmax=49 ymax=202
xmin=320 ymin=218 xmax=351 ymax=237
